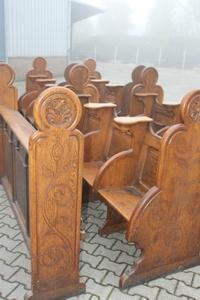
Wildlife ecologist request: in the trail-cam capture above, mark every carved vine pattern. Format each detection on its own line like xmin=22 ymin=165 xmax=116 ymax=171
xmin=39 ymin=133 xmax=79 ymax=281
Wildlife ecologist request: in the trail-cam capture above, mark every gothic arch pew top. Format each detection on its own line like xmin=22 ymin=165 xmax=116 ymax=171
xmin=26 ymin=57 xmax=53 ymax=93
xmin=129 ymin=66 xmax=181 ymax=130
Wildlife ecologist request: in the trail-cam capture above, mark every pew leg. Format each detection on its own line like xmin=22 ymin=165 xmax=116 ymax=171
xmin=99 ymin=205 xmax=126 ymax=235
xmin=82 ymin=181 xmax=98 ymax=202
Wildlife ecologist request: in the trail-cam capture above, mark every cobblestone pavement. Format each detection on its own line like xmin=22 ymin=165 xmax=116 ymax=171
xmin=0 ymin=185 xmax=200 ymax=300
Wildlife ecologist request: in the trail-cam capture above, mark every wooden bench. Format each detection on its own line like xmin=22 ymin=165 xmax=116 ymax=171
xmin=25 ymin=57 xmax=54 ymax=93
xmin=0 ymin=63 xmax=85 ymax=299
xmin=94 ymin=89 xmax=200 ymax=289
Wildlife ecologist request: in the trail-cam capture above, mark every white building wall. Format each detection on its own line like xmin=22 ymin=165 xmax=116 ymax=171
xmin=5 ymin=0 xmax=71 ymax=57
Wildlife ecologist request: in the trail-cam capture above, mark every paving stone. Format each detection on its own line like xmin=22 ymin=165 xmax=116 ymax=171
xmin=84 ymin=233 xmax=96 ymax=243
xmin=0 ymin=224 xmax=20 ymax=239
xmin=83 ymin=207 xmax=105 ymax=218
xmin=86 ymin=278 xmax=113 ymax=299
xmin=166 ymin=271 xmax=193 ymax=286
xmin=0 ymin=207 xmax=15 ymax=218
xmin=0 ymin=246 xmax=21 ymax=264
xmin=0 ymin=260 xmax=19 ymax=280
xmin=90 ymin=235 xmax=116 ymax=248
xmin=80 ymin=241 xmax=99 ymax=254
xmin=93 ymin=245 xmax=121 ymax=262
xmin=185 ymin=265 xmax=200 ymax=274
xmin=11 ymin=254 xmax=31 ymax=273
xmin=68 ymin=293 xmax=92 ymax=300
xmin=148 ymin=277 xmax=177 ymax=294
xmin=116 ymin=252 xmax=134 ymax=265
xmin=102 ymin=271 xmax=119 ymax=287
xmin=111 ymin=240 xmax=135 ymax=256
xmin=176 ymin=281 xmax=200 ymax=298
xmin=9 ymin=268 xmax=31 ymax=289
xmin=86 ymin=215 xmax=104 ymax=227
xmin=193 ymin=273 xmax=200 ymax=288
xmin=80 ymin=250 xmax=103 ymax=268
xmin=109 ymin=288 xmax=140 ymax=300
xmin=87 ymin=201 xmax=105 ymax=210
xmin=80 ymin=263 xmax=107 ymax=283
xmin=86 ymin=224 xmax=99 ymax=233
xmin=107 ymin=232 xmax=127 ymax=243
xmin=6 ymin=284 xmax=30 ymax=300
xmin=0 ymin=235 xmax=21 ymax=251
xmin=0 ymin=215 xmax=17 ymax=228
xmin=128 ymin=284 xmax=159 ymax=299
xmin=12 ymin=232 xmax=25 ymax=242
xmin=0 ymin=203 xmax=9 ymax=210
xmin=98 ymin=257 xmax=126 ymax=276
xmin=11 ymin=242 xmax=30 ymax=257
xmin=0 ymin=276 xmax=18 ymax=298
xmin=157 ymin=289 xmax=188 ymax=300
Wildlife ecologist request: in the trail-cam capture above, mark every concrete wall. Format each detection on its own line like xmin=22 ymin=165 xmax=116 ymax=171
xmin=7 ymin=56 xmax=68 ymax=81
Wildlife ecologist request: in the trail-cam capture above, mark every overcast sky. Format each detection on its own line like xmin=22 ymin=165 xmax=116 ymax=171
xmin=81 ymin=0 xmax=156 ymax=33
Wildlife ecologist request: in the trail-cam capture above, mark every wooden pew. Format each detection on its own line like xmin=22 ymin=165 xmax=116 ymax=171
xmin=0 ymin=63 xmax=85 ymax=299
xmin=129 ymin=66 xmax=181 ymax=130
xmin=94 ymin=89 xmax=200 ymax=289
xmin=90 ymin=65 xmax=145 ymax=114
xmin=84 ymin=58 xmax=102 ymax=80
xmin=25 ymin=57 xmax=54 ymax=93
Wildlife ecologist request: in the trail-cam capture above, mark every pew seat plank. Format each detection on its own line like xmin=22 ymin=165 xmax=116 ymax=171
xmin=99 ymin=188 xmax=140 ymax=221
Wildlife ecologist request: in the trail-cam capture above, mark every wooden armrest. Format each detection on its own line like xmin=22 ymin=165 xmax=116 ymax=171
xmin=28 ymin=74 xmax=47 ymax=79
xmin=114 ymin=116 xmax=153 ymax=126
xmin=106 ymin=84 xmax=124 ymax=88
xmin=94 ymin=150 xmax=137 ymax=190
xmin=0 ymin=105 xmax=35 ymax=151
xmin=135 ymin=92 xmax=158 ymax=98
xmin=91 ymin=79 xmax=109 ymax=84
xmin=84 ymin=103 xmax=116 ymax=109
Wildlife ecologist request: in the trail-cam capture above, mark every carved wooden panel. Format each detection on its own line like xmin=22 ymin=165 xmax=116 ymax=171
xmin=140 ymin=146 xmax=159 ymax=189
xmin=13 ymin=135 xmax=29 ymax=233
xmin=2 ymin=122 xmax=14 ymax=200
xmin=27 ymin=87 xmax=85 ymax=299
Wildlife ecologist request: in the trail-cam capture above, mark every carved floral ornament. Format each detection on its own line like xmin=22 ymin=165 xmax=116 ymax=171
xmin=34 ymin=87 xmax=82 ymax=130
xmin=45 ymin=96 xmax=76 ymax=128
xmin=189 ymin=97 xmax=200 ymax=123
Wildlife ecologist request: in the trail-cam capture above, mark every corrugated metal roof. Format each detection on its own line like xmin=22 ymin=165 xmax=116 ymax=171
xmin=71 ymin=0 xmax=104 ymax=23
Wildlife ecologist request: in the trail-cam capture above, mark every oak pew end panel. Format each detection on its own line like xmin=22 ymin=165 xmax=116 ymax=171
xmin=95 ymin=89 xmax=200 ymax=289
xmin=0 ymin=71 xmax=86 ymax=299
xmin=25 ymin=87 xmax=85 ymax=299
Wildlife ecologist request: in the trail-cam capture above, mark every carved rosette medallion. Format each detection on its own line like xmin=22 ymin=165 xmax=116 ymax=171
xmin=44 ymin=96 xmax=76 ymax=128
xmin=189 ymin=98 xmax=200 ymax=122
